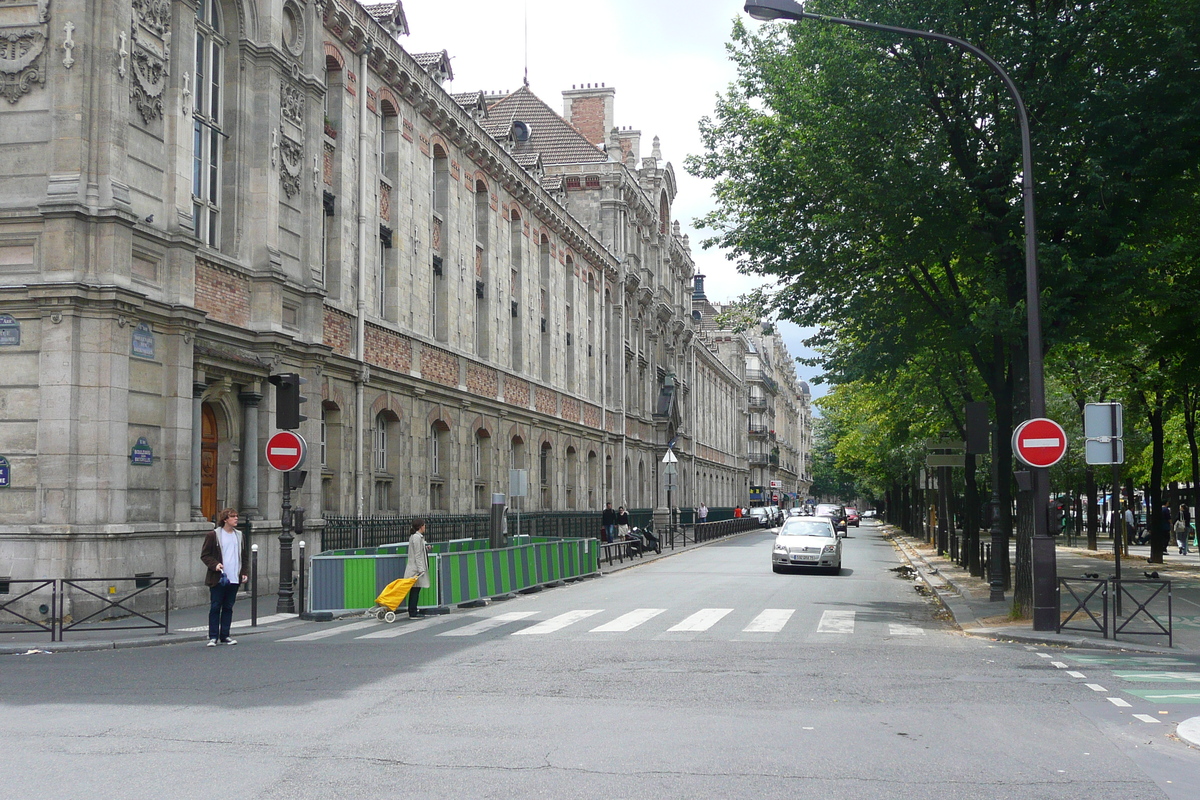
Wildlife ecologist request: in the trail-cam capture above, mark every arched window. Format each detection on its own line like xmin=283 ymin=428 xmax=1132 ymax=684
xmin=565 ymin=446 xmax=577 ymax=509
xmin=587 ymin=450 xmax=598 ymax=508
xmin=474 ymin=428 xmax=492 ymax=509
xmin=374 ymin=411 xmax=399 ymax=512
xmin=430 ymin=421 xmax=450 ymax=510
xmin=540 ymin=442 xmax=553 ymax=509
xmin=193 ymin=0 xmax=226 ymax=247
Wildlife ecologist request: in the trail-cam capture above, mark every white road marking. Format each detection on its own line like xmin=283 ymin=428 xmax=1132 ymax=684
xmin=356 ymin=616 xmax=451 ymax=639
xmin=667 ymin=608 xmax=733 ymax=632
xmin=1036 ymin=652 xmax=1052 ymax=659
xmin=1086 ymin=684 xmax=1108 ymax=692
xmin=817 ymin=610 xmax=855 ymax=634
xmin=439 ymin=611 xmax=536 ymax=636
xmin=512 ymin=609 xmax=603 ymax=635
xmin=1107 ymin=697 xmax=1133 ymax=707
xmin=1067 ymin=671 xmax=1086 ymax=678
xmin=743 ymin=609 xmax=795 ymax=633
xmin=1050 ymin=662 xmax=1069 ymax=669
xmin=178 ymin=613 xmax=297 ymax=632
xmin=888 ymin=623 xmax=924 ymax=636
xmin=590 ymin=608 xmax=665 ymax=632
xmin=1133 ymin=714 xmax=1161 ymax=724
xmin=279 ymin=620 xmax=379 ymax=641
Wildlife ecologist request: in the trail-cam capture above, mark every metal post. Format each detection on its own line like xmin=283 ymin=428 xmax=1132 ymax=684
xmin=297 ymin=540 xmax=306 ymax=617
xmin=250 ymin=544 xmax=258 ymax=626
xmin=277 ymin=479 xmax=294 ymax=614
xmin=1112 ymin=402 xmax=1123 ymax=617
xmin=490 ymin=493 xmax=506 ymax=549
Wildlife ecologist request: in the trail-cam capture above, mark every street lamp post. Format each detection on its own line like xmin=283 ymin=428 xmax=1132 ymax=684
xmin=744 ymin=0 xmax=1055 ymax=628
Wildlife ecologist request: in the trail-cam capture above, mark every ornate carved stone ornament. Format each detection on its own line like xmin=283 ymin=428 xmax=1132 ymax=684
xmin=130 ymin=0 xmax=171 ymax=123
xmin=280 ymin=135 xmax=303 ymax=197
xmin=281 ymin=80 xmax=305 ymax=127
xmin=0 ymin=0 xmax=50 ymax=104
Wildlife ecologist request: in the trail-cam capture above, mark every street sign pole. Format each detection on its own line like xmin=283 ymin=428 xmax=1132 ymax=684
xmin=1111 ymin=403 xmax=1123 ymax=616
xmin=265 ymin=430 xmax=307 ymax=615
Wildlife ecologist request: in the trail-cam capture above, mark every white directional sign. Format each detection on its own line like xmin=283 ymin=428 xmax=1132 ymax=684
xmin=1084 ymin=402 xmax=1123 ymax=439
xmin=1085 ymin=438 xmax=1124 ymax=465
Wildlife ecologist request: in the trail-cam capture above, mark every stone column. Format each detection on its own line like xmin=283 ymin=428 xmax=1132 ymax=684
xmin=239 ymin=387 xmax=263 ymax=519
xmin=191 ymin=381 xmax=207 ymax=520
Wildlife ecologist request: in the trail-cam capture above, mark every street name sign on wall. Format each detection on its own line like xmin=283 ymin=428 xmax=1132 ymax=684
xmin=1012 ymin=418 xmax=1068 ymax=468
xmin=0 ymin=456 xmax=9 ymax=487
xmin=265 ymin=430 xmax=307 ymax=472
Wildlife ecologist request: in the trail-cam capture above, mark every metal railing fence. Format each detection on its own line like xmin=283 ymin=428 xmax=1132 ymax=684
xmin=0 ymin=577 xmax=168 ymax=642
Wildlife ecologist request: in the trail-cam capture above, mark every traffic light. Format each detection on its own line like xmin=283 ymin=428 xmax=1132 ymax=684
xmin=269 ymin=372 xmax=307 ymax=430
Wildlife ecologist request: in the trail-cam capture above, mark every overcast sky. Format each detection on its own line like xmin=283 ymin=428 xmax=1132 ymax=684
xmin=401 ymin=0 xmax=826 ymax=399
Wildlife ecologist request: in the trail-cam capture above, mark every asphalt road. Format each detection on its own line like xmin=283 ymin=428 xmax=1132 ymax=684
xmin=5 ymin=521 xmax=1200 ymax=799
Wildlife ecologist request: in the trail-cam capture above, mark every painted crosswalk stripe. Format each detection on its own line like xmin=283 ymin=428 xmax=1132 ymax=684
xmin=439 ymin=611 xmax=536 ymax=637
xmin=513 ymin=609 xmax=603 ymax=635
xmin=178 ymin=613 xmax=298 ymax=632
xmin=817 ymin=610 xmax=855 ymax=634
xmin=1086 ymin=684 xmax=1107 ymax=692
xmin=743 ymin=609 xmax=795 ymax=633
xmin=356 ymin=616 xmax=452 ymax=639
xmin=279 ymin=620 xmax=378 ymax=641
xmin=888 ymin=623 xmax=924 ymax=636
xmin=1036 ymin=652 xmax=1052 ymax=659
xmin=667 ymin=608 xmax=733 ymax=632
xmin=1133 ymin=714 xmax=1161 ymax=724
xmin=590 ymin=608 xmax=665 ymax=632
xmin=1050 ymin=662 xmax=1068 ymax=669
xmin=1067 ymin=671 xmax=1086 ymax=678
xmin=1107 ymin=697 xmax=1132 ymax=707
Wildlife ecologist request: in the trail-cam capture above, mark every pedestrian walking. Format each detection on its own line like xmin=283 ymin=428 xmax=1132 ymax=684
xmin=404 ymin=518 xmax=431 ymax=619
xmin=733 ymin=506 xmax=742 ymax=518
xmin=1176 ymin=504 xmax=1190 ymax=556
xmin=601 ymin=502 xmax=617 ymax=543
xmin=616 ymin=505 xmax=631 ymax=538
xmin=698 ymin=503 xmax=708 ymax=524
xmin=200 ymin=508 xmax=250 ymax=647
xmin=1123 ymin=505 xmax=1136 ymax=546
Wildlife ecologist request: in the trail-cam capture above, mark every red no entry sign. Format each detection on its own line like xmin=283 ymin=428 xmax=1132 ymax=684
xmin=265 ymin=430 xmax=307 ymax=472
xmin=1012 ymin=418 xmax=1068 ymax=468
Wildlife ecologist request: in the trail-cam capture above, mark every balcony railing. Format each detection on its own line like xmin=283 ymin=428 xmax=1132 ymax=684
xmin=748 ymin=397 xmax=767 ymax=410
xmin=748 ymin=453 xmax=769 ymax=465
xmin=748 ymin=425 xmax=768 ymax=437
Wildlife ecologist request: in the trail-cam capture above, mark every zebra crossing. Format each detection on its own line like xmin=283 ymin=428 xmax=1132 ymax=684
xmin=277 ymin=607 xmax=930 ymax=643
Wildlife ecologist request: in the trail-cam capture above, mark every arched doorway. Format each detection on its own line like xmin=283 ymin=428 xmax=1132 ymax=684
xmin=201 ymin=403 xmax=219 ymax=521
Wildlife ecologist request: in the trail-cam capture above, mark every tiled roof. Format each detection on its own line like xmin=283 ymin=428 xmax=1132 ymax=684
xmin=360 ymin=1 xmax=408 ymax=34
xmin=413 ymin=51 xmax=453 ymax=80
xmin=481 ymin=86 xmax=607 ymax=166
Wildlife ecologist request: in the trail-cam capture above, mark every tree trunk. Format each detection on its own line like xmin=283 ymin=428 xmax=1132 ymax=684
xmin=1085 ymin=466 xmax=1098 ymax=550
xmin=1148 ymin=398 xmax=1167 ymax=564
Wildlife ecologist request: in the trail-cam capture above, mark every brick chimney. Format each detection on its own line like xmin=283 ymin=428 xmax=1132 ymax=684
xmin=562 ymin=83 xmax=616 ymax=147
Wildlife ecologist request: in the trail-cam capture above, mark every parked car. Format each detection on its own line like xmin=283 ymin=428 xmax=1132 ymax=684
xmin=768 ymin=505 xmax=784 ymax=525
xmin=861 ymin=509 xmax=876 ymax=519
xmin=749 ymin=507 xmax=773 ymax=527
xmin=787 ymin=508 xmax=806 ymax=517
xmin=813 ymin=503 xmax=848 ymax=535
xmin=772 ymin=516 xmax=842 ymax=574
xmin=844 ymin=507 xmax=861 ymax=527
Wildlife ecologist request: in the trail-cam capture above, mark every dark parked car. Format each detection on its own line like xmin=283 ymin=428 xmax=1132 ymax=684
xmin=749 ymin=507 xmax=773 ymax=527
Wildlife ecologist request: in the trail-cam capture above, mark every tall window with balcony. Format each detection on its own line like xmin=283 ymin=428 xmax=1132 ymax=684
xmin=509 ymin=211 xmax=523 ymax=371
xmin=539 ymin=236 xmax=551 ymax=382
xmin=192 ymin=0 xmax=225 ymax=248
xmin=377 ymin=104 xmax=399 ymax=321
xmin=587 ymin=274 xmax=596 ymax=399
xmin=565 ymin=446 xmax=577 ymax=509
xmin=563 ymin=256 xmax=575 ymax=392
xmin=474 ymin=180 xmax=490 ymax=357
xmin=431 ymin=145 xmax=450 ymax=342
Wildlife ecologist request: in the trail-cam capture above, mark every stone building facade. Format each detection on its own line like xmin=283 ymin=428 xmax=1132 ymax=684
xmin=0 ymin=0 xmax=803 ymax=608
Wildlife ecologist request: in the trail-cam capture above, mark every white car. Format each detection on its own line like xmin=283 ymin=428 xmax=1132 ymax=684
xmin=771 ymin=516 xmax=842 ymax=574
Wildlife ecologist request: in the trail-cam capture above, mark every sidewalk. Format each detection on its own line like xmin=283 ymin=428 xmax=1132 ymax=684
xmin=0 ymin=526 xmax=746 ymax=655
xmin=885 ymin=523 xmax=1200 ymax=655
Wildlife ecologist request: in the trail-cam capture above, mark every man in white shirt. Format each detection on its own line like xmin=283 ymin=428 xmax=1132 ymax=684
xmin=200 ymin=508 xmax=250 ymax=646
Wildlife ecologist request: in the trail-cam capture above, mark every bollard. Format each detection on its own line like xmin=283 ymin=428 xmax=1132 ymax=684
xmin=297 ymin=540 xmax=306 ymax=617
xmin=250 ymin=543 xmax=259 ymax=627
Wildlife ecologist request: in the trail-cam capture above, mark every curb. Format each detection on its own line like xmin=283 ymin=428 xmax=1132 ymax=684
xmin=884 ymin=527 xmax=1188 ymax=655
xmin=1177 ymin=716 xmax=1200 ymax=748
xmin=0 ymin=616 xmax=305 ymax=655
